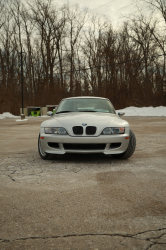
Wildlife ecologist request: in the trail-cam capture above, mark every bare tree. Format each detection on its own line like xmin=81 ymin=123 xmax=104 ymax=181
xmin=144 ymin=0 xmax=166 ymax=23
xmin=64 ymin=4 xmax=88 ymax=96
xmin=125 ymin=16 xmax=158 ymax=105
xmin=20 ymin=5 xmax=35 ymax=105
xmin=1 ymin=0 xmax=166 ymax=115
xmin=28 ymin=0 xmax=67 ymax=103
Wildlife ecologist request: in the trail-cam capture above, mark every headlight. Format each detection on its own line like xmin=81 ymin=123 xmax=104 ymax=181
xmin=101 ymin=127 xmax=125 ymax=135
xmin=44 ymin=127 xmax=68 ymax=135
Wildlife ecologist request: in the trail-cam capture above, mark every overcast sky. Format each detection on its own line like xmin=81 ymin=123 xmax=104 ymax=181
xmin=53 ymin=0 xmax=164 ymax=29
xmin=55 ymin=0 xmax=146 ymax=25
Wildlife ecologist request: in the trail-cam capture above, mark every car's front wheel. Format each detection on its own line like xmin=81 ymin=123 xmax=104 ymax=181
xmin=111 ymin=129 xmax=136 ymax=159
xmin=38 ymin=134 xmax=54 ymax=160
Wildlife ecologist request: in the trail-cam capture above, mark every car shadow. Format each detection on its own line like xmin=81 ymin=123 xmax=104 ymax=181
xmin=49 ymin=153 xmax=129 ymax=164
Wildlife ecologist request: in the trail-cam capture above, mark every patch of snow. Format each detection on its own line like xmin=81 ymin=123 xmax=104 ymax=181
xmin=28 ymin=115 xmax=48 ymax=118
xmin=116 ymin=106 xmax=166 ymax=116
xmin=36 ymin=115 xmax=48 ymax=118
xmin=1 ymin=107 xmax=166 ymax=118
xmin=0 ymin=112 xmax=20 ymax=119
xmin=16 ymin=119 xmax=29 ymax=122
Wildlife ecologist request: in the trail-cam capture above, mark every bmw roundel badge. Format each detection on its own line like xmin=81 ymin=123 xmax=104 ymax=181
xmin=82 ymin=123 xmax=87 ymax=126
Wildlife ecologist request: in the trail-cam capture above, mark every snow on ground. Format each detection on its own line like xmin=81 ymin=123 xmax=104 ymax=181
xmin=116 ymin=106 xmax=166 ymax=116
xmin=16 ymin=119 xmax=29 ymax=122
xmin=0 ymin=112 xmax=48 ymax=120
xmin=0 ymin=106 xmax=166 ymax=119
xmin=0 ymin=112 xmax=20 ymax=119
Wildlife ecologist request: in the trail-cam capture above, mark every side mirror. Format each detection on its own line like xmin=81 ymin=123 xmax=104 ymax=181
xmin=118 ymin=112 xmax=125 ymax=117
xmin=47 ymin=111 xmax=53 ymax=116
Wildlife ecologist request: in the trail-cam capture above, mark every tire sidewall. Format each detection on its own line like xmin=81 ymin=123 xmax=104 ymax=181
xmin=38 ymin=134 xmax=49 ymax=159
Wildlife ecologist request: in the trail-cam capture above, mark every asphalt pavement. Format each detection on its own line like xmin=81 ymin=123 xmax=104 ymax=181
xmin=0 ymin=116 xmax=166 ymax=250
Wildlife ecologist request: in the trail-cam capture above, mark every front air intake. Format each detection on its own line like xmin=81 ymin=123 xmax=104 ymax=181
xmin=73 ymin=126 xmax=83 ymax=135
xmin=86 ymin=126 xmax=96 ymax=135
xmin=63 ymin=143 xmax=106 ymax=150
xmin=48 ymin=142 xmax=59 ymax=149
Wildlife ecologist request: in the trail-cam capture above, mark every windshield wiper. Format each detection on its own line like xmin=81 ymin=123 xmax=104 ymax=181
xmin=56 ymin=111 xmax=71 ymax=114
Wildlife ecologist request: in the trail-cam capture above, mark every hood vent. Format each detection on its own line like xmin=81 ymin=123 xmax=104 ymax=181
xmin=73 ymin=126 xmax=83 ymax=135
xmin=86 ymin=126 xmax=96 ymax=135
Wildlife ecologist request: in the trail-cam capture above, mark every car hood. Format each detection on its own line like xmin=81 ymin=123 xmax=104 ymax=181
xmin=41 ymin=112 xmax=129 ymax=136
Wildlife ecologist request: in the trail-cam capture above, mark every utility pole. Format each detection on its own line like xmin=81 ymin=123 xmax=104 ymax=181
xmin=20 ymin=49 xmax=25 ymax=119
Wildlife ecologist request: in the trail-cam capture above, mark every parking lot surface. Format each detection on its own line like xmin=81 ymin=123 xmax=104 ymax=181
xmin=0 ymin=116 xmax=166 ymax=250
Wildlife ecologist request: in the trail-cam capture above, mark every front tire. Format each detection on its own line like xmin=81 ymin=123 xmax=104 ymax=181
xmin=38 ymin=134 xmax=54 ymax=160
xmin=112 ymin=129 xmax=136 ymax=159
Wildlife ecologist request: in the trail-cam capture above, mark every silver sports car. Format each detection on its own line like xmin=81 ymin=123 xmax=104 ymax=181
xmin=38 ymin=97 xmax=136 ymax=160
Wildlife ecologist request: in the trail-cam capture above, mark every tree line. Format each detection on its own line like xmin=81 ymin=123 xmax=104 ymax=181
xmin=0 ymin=0 xmax=166 ymax=115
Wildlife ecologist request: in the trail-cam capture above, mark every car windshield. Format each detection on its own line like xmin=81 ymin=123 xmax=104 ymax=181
xmin=56 ymin=98 xmax=116 ymax=114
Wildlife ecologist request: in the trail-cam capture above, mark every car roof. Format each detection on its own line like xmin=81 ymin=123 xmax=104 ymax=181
xmin=63 ymin=96 xmax=107 ymax=100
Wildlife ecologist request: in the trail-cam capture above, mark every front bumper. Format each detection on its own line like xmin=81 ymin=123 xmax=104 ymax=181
xmin=40 ymin=127 xmax=130 ymax=155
